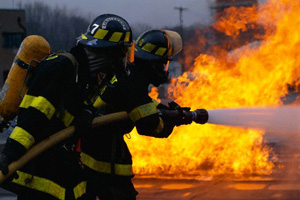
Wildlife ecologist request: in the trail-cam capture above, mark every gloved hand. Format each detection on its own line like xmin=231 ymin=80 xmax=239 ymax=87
xmin=159 ymin=101 xmax=209 ymax=126
xmin=167 ymin=101 xmax=193 ymax=126
xmin=0 ymin=152 xmax=20 ymax=181
xmin=0 ymin=153 xmax=11 ymax=175
xmin=0 ymin=138 xmax=26 ymax=176
xmin=63 ymin=109 xmax=94 ymax=152
xmin=74 ymin=109 xmax=95 ymax=136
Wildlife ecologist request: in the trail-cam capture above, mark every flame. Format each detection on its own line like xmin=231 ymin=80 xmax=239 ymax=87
xmin=149 ymin=87 xmax=160 ymax=102
xmin=126 ymin=0 xmax=300 ymax=178
xmin=213 ymin=6 xmax=259 ymax=38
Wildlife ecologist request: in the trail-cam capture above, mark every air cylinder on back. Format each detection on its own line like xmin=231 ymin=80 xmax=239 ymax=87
xmin=0 ymin=35 xmax=51 ymax=121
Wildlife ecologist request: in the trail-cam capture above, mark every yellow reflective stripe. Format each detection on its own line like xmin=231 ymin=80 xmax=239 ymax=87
xmin=10 ymin=127 xmax=35 ymax=149
xmin=153 ymin=117 xmax=164 ymax=134
xmin=124 ymin=32 xmax=131 ymax=42
xmin=110 ymin=75 xmax=118 ymax=84
xmin=73 ymin=181 xmax=87 ymax=199
xmin=19 ymin=95 xmax=35 ymax=109
xmin=152 ymin=99 xmax=160 ymax=107
xmin=55 ymin=110 xmax=74 ymax=127
xmin=31 ymin=96 xmax=55 ymax=120
xmin=21 ymin=95 xmax=56 ymax=120
xmin=155 ymin=47 xmax=167 ymax=56
xmin=128 ymin=102 xmax=158 ymax=123
xmin=46 ymin=55 xmax=58 ymax=60
xmin=142 ymin=43 xmax=156 ymax=52
xmin=81 ymin=152 xmax=133 ymax=176
xmin=100 ymin=85 xmax=107 ymax=95
xmin=93 ymin=96 xmax=109 ymax=109
xmin=81 ymin=34 xmax=87 ymax=39
xmin=109 ymin=32 xmax=123 ymax=42
xmin=13 ymin=171 xmax=65 ymax=200
xmin=94 ymin=29 xmax=108 ymax=39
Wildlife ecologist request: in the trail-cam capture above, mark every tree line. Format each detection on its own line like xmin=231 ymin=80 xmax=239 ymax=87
xmin=23 ymin=2 xmax=157 ymax=51
xmin=22 ymin=2 xmax=216 ymax=71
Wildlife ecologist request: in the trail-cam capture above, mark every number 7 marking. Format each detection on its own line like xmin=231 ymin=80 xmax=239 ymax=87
xmin=91 ymin=24 xmax=99 ymax=35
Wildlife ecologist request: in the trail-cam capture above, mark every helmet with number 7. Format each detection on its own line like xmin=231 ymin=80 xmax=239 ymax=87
xmin=77 ymin=14 xmax=134 ymax=74
xmin=78 ymin=14 xmax=132 ymax=48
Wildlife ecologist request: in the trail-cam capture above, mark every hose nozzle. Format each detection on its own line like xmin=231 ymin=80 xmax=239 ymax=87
xmin=192 ymin=109 xmax=209 ymax=124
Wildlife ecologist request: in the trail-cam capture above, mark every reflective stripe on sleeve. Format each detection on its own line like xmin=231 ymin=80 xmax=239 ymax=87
xmin=81 ymin=152 xmax=133 ymax=176
xmin=12 ymin=171 xmax=66 ymax=200
xmin=153 ymin=117 xmax=164 ymax=135
xmin=20 ymin=95 xmax=56 ymax=120
xmin=31 ymin=96 xmax=55 ymax=120
xmin=128 ymin=102 xmax=158 ymax=123
xmin=73 ymin=181 xmax=87 ymax=199
xmin=55 ymin=110 xmax=74 ymax=127
xmin=19 ymin=95 xmax=35 ymax=109
xmin=10 ymin=127 xmax=35 ymax=149
xmin=152 ymin=99 xmax=160 ymax=107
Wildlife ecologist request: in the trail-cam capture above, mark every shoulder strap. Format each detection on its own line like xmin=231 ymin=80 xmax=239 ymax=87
xmin=56 ymin=52 xmax=79 ymax=70
xmin=57 ymin=52 xmax=79 ymax=83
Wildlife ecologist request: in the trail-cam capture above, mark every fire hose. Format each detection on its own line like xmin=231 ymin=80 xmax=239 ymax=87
xmin=0 ymin=108 xmax=208 ymax=184
xmin=0 ymin=111 xmax=128 ymax=184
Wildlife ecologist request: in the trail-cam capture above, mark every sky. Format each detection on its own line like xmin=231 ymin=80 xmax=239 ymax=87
xmin=1 ymin=0 xmax=212 ymax=28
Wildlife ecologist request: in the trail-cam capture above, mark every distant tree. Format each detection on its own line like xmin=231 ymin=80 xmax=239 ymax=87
xmin=23 ymin=2 xmax=89 ymax=51
xmin=23 ymin=1 xmax=211 ymax=73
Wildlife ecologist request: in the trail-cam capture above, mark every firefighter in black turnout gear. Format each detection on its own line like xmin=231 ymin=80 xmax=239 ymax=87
xmin=80 ymin=29 xmax=200 ymax=200
xmin=0 ymin=13 xmax=132 ymax=200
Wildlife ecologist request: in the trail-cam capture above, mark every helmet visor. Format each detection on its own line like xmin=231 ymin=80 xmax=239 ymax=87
xmin=163 ymin=30 xmax=183 ymax=57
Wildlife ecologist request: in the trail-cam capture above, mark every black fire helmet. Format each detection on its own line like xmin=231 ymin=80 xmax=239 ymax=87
xmin=78 ymin=14 xmax=132 ymax=48
xmin=134 ymin=29 xmax=182 ymax=61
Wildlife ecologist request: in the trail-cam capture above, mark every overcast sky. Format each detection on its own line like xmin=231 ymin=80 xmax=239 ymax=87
xmin=1 ymin=0 xmax=212 ymax=27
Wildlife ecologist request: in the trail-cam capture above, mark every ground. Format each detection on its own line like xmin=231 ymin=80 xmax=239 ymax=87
xmin=133 ymin=138 xmax=300 ymax=200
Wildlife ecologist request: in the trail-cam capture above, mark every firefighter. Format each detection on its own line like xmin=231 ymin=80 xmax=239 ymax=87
xmin=80 ymin=29 xmax=199 ymax=200
xmin=0 ymin=13 xmax=132 ymax=200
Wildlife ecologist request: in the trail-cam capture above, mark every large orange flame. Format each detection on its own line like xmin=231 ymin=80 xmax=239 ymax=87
xmin=126 ymin=0 xmax=300 ymax=178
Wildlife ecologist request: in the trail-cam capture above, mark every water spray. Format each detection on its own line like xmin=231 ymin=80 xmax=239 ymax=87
xmin=207 ymin=106 xmax=300 ymax=133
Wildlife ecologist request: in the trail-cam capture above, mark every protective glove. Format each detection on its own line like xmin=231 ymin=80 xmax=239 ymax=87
xmin=167 ymin=101 xmax=193 ymax=126
xmin=0 ymin=138 xmax=26 ymax=176
xmin=0 ymin=152 xmax=20 ymax=181
xmin=159 ymin=101 xmax=209 ymax=126
xmin=62 ymin=109 xmax=95 ymax=152
xmin=0 ymin=153 xmax=11 ymax=175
